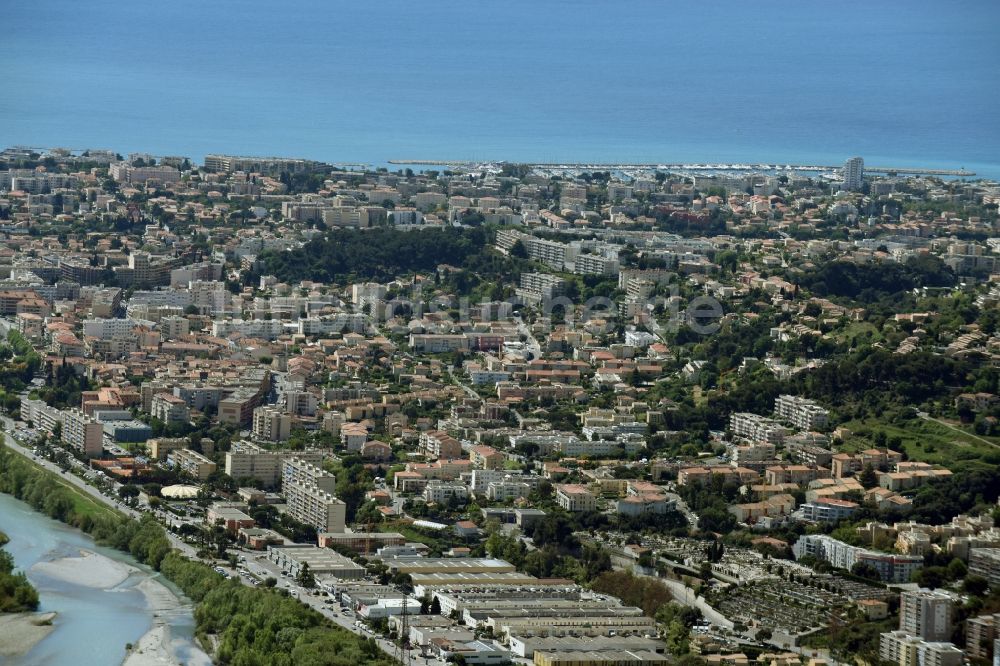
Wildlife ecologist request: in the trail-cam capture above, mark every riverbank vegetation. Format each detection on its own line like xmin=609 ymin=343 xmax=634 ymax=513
xmin=0 ymin=530 xmax=39 ymax=613
xmin=0 ymin=439 xmax=396 ymax=665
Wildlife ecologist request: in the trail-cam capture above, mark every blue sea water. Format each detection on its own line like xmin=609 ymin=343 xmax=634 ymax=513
xmin=2 ymin=0 xmax=999 ymax=178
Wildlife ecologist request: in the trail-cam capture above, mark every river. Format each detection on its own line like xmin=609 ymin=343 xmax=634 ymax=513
xmin=0 ymin=491 xmax=209 ymax=665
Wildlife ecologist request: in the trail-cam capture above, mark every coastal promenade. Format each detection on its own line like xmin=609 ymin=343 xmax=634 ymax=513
xmin=389 ymin=159 xmax=977 ymax=177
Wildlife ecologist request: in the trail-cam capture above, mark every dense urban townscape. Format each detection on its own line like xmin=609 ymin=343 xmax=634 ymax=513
xmin=0 ymin=147 xmax=998 ymax=666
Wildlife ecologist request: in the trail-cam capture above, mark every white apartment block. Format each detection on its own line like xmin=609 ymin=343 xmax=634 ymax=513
xmin=283 ymin=390 xmax=318 ymax=417
xmin=507 ymin=433 xmax=579 ymax=457
xmin=468 ymin=469 xmax=515 ymax=494
xmin=224 ymin=441 xmax=287 ymax=488
xmin=572 ymin=253 xmax=619 ymax=276
xmin=172 ymin=385 xmax=226 ymax=411
xmin=224 ymin=443 xmax=326 ymax=488
xmin=496 ymin=230 xmax=576 ymax=270
xmin=297 ymin=314 xmax=368 ymax=336
xmin=173 ymin=448 xmax=217 ymax=481
xmin=169 ymin=261 xmax=223 ymax=287
xmin=159 ymin=315 xmax=190 ymax=339
xmin=389 ymin=208 xmax=423 ymax=225
xmin=212 ymin=318 xmax=289 ymax=341
xmin=282 ymin=457 xmax=337 ymax=494
xmin=188 ymin=281 xmax=233 ymax=315
xmin=285 ymin=480 xmax=346 ymax=533
xmin=151 ymin=393 xmax=190 ymax=424
xmin=82 ymin=317 xmax=140 ymax=339
xmin=128 ymin=289 xmax=193 ymax=309
xmin=351 ymin=282 xmax=387 ymax=306
xmin=899 ymin=589 xmax=953 ymax=641
xmin=486 ymin=481 xmax=533 ymax=502
xmin=423 ymin=481 xmax=469 ymax=505
xmin=774 ymin=394 xmax=830 ymax=430
xmin=624 ymin=330 xmax=658 ymax=348
xmin=466 ymin=366 xmax=511 ymax=386
xmin=20 ymin=397 xmax=62 ymax=433
xmin=560 ymin=436 xmax=645 ymax=457
xmin=62 ymin=408 xmax=104 ymax=458
xmin=556 ymin=484 xmax=598 ymax=512
xmin=842 ymin=157 xmax=864 ymax=191
xmin=253 ymin=406 xmax=291 ymax=442
xmin=518 ymin=273 xmax=568 ymax=302
xmin=729 ymin=412 xmax=791 ymax=445
xmin=878 ymin=631 xmax=961 ymax=666
xmin=109 ymin=163 xmax=180 ymax=184
xmin=793 ymin=534 xmax=923 ymax=583
xmin=969 ymin=548 xmax=1000 ymax=589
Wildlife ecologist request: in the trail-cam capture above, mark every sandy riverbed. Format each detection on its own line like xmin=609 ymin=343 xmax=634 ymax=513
xmin=32 ymin=549 xmax=137 ymax=588
xmin=0 ymin=611 xmax=58 ymax=659
xmin=122 ymin=578 xmax=212 ymax=666
xmin=26 ymin=548 xmax=211 ymax=665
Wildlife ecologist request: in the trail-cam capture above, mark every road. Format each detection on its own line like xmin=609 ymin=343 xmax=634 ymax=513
xmin=916 ymin=411 xmax=1000 ymax=450
xmin=447 ymin=365 xmax=483 ymax=405
xmin=514 ymin=316 xmax=541 ymax=359
xmin=1 ymin=421 xmax=201 ymax=559
xmin=1 ymin=419 xmax=407 ymax=662
xmin=665 ymin=491 xmax=699 ymax=529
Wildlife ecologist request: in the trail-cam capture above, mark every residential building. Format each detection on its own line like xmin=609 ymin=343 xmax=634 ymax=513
xmin=899 ymin=589 xmax=953 ymax=641
xmin=150 ymin=393 xmax=190 ymax=425
xmin=282 ymin=457 xmax=337 ymax=494
xmin=572 ymin=253 xmax=619 ymax=276
xmin=253 ymin=406 xmax=291 ymax=442
xmin=677 ymin=466 xmax=758 ymax=487
xmin=556 ymin=484 xmax=598 ymax=512
xmin=424 ymin=481 xmax=469 ymax=505
xmin=765 ymin=464 xmax=830 ymax=485
xmin=224 ymin=441 xmax=325 ymax=488
xmin=728 ymin=412 xmax=790 ymax=445
xmin=285 ymin=480 xmax=347 ymax=533
xmin=970 ymin=548 xmax=1000 ymax=588
xmin=774 ymin=394 xmax=830 ymax=430
xmin=792 ymin=534 xmax=923 ymax=583
xmin=173 ymin=448 xmax=217 ymax=481
xmin=517 ymin=273 xmax=568 ymax=304
xmin=420 ymin=431 xmax=463 ymax=459
xmin=878 ymin=631 xmax=961 ymax=666
xmin=21 ymin=396 xmax=63 ymax=432
xmin=729 ymin=494 xmax=796 ymax=523
xmin=798 ymin=498 xmax=859 ymax=523
xmin=62 ymin=408 xmax=104 ymax=458
xmin=148 ymin=437 xmax=189 ymax=461
xmin=965 ymin=613 xmax=1000 ymax=662
xmin=470 ymin=445 xmax=504 ymax=470
xmin=843 ymin=157 xmax=865 ymax=191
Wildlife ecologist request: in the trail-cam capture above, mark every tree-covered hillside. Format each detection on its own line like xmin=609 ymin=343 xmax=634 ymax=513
xmin=258 ymin=227 xmax=491 ymax=283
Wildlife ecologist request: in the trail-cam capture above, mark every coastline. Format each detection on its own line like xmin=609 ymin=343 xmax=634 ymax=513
xmin=0 ymin=611 xmax=58 ymax=659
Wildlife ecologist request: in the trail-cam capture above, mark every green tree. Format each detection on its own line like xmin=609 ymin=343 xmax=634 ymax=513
xmin=297 ymin=562 xmax=316 ymax=589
